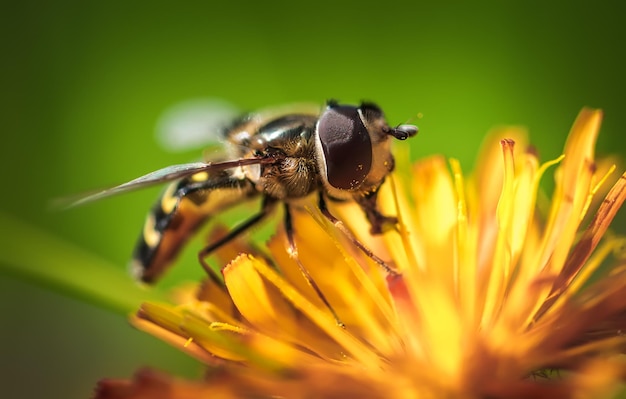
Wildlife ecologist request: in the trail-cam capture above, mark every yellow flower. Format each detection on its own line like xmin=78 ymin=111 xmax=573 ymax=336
xmin=95 ymin=109 xmax=626 ymax=399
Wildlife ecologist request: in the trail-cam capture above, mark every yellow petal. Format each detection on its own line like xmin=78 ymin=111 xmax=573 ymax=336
xmin=131 ymin=303 xmax=234 ymax=364
xmin=267 ymin=209 xmax=403 ymax=355
xmin=538 ymin=109 xmax=602 ymax=276
xmin=410 ymin=156 xmax=458 ymax=288
xmin=223 ymin=254 xmax=383 ymax=366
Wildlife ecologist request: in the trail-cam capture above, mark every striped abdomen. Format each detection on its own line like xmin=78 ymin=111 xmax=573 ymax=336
xmin=131 ymin=171 xmax=256 ymax=283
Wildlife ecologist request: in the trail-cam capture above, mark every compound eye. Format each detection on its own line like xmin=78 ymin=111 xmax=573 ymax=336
xmin=317 ymin=105 xmax=372 ymax=190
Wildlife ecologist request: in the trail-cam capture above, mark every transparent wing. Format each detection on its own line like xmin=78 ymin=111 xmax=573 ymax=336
xmin=155 ymin=98 xmax=240 ymax=152
xmin=59 ymin=157 xmax=272 ymax=209
xmin=156 ymin=99 xmax=322 ymax=153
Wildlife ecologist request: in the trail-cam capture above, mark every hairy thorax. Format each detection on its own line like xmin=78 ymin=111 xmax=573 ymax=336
xmin=259 ymin=155 xmax=319 ymax=199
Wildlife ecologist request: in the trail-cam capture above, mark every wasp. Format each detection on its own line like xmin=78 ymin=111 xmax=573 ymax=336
xmin=75 ymin=101 xmax=417 ymax=305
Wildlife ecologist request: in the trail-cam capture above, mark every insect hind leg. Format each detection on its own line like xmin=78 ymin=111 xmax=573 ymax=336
xmin=198 ymin=197 xmax=277 ymax=278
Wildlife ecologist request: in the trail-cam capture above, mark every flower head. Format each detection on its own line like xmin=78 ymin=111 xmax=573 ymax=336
xmin=96 ymin=109 xmax=626 ymax=399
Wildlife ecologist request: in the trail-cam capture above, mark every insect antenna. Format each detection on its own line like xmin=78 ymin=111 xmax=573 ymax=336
xmin=385 ymin=123 xmax=418 ymax=140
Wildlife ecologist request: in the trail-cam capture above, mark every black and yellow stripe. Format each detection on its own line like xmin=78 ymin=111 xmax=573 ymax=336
xmin=131 ymin=170 xmax=256 ymax=283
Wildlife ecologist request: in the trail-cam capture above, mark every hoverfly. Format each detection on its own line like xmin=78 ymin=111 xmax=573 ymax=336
xmin=74 ymin=101 xmax=417 ymax=315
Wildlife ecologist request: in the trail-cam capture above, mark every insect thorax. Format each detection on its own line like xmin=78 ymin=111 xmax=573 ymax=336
xmin=255 ymin=117 xmax=320 ymax=200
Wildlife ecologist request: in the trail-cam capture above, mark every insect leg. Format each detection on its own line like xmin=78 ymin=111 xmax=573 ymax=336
xmin=318 ymin=194 xmax=399 ymax=276
xmin=197 ymin=197 xmax=277 ymax=278
xmin=283 ymin=204 xmax=344 ymax=327
xmin=354 ymin=189 xmax=398 ymax=235
xmin=133 ymin=173 xmax=257 ymax=283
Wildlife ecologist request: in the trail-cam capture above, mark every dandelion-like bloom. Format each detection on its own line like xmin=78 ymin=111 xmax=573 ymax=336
xmin=96 ymin=109 xmax=626 ymax=399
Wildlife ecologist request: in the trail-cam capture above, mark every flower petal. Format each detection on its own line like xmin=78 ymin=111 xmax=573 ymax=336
xmin=223 ymin=254 xmax=384 ymax=366
xmin=267 ymin=209 xmax=404 ymax=355
xmin=538 ymin=109 xmax=602 ymax=277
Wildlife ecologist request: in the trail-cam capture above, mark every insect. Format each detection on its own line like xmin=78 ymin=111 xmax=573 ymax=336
xmin=75 ymin=101 xmax=417 ymax=307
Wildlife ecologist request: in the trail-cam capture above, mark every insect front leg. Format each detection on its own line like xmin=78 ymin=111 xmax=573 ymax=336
xmin=283 ymin=203 xmax=344 ymax=327
xmin=318 ymin=194 xmax=399 ymax=276
xmin=354 ymin=188 xmax=398 ymax=235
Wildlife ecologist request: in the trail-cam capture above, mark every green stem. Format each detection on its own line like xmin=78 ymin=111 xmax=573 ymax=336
xmin=0 ymin=212 xmax=165 ymax=314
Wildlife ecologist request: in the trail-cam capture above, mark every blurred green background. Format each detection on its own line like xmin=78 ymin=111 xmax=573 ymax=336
xmin=1 ymin=1 xmax=625 ymax=398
